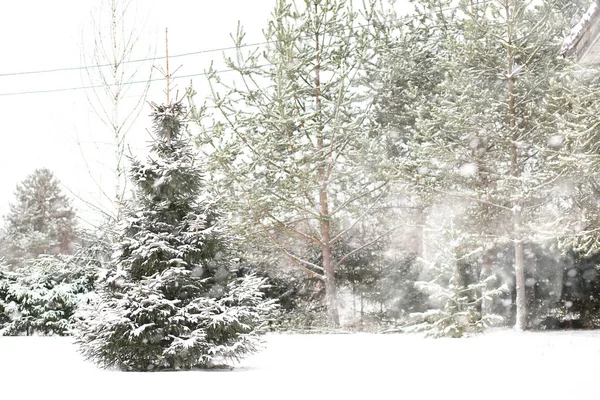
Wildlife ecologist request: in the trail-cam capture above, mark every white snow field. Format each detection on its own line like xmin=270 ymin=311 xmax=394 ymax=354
xmin=2 ymin=330 xmax=599 ymax=400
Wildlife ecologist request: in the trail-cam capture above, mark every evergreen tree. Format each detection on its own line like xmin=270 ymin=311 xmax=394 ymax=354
xmin=74 ymin=101 xmax=275 ymax=371
xmin=200 ymin=0 xmax=388 ymax=327
xmin=406 ymin=208 xmax=505 ymax=337
xmin=411 ymin=0 xmax=595 ymax=330
xmin=368 ymin=0 xmax=497 ymax=335
xmin=2 ymin=168 xmax=76 ymax=267
xmin=0 ymin=263 xmax=15 ymax=330
xmin=367 ymin=0 xmax=472 ymax=290
xmin=371 ymin=0 xmax=597 ymax=332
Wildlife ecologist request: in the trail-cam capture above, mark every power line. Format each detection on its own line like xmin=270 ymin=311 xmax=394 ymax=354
xmin=0 ymin=41 xmax=269 ymax=78
xmin=0 ymin=66 xmax=256 ymax=97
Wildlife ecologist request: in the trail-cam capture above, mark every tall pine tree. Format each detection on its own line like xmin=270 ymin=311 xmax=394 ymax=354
xmin=409 ymin=0 xmax=595 ymax=330
xmin=370 ymin=0 xmax=598 ymax=333
xmin=200 ymin=0 xmax=388 ymax=327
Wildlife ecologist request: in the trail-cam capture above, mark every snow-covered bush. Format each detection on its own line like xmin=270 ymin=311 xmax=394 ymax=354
xmin=0 ymin=255 xmax=98 ymax=336
xmin=74 ymin=101 xmax=277 ymax=371
xmin=406 ymin=261 xmax=505 ymax=338
xmin=0 ymin=265 xmax=16 ymax=330
xmin=336 ymin=251 xmax=428 ymax=327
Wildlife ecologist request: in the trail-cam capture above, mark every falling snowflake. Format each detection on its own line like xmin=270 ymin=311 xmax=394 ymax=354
xmin=547 ymin=135 xmax=564 ymax=149
xmin=459 ymin=163 xmax=478 ymax=177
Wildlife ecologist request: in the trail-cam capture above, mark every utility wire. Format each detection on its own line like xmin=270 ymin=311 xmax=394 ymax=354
xmin=0 ymin=66 xmax=250 ymax=96
xmin=0 ymin=41 xmax=269 ymax=78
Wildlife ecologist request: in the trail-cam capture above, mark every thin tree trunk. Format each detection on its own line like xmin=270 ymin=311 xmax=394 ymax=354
xmin=360 ymin=289 xmax=365 ymax=323
xmin=111 ymin=0 xmax=124 ymax=222
xmin=506 ymin=0 xmax=527 ymax=331
xmin=531 ymin=256 xmax=536 ymax=322
xmin=321 ymin=223 xmax=340 ymax=326
xmin=513 ymin=207 xmax=526 ymax=330
xmin=314 ymin=13 xmax=339 ymax=327
xmin=352 ymin=283 xmax=357 ymax=317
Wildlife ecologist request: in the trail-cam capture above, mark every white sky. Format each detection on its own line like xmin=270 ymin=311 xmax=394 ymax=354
xmin=0 ymin=0 xmax=411 ymax=229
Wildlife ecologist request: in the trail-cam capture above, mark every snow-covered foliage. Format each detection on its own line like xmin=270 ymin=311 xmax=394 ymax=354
xmin=370 ymin=0 xmax=600 ymax=332
xmin=74 ymin=101 xmax=276 ymax=371
xmin=401 ymin=211 xmax=505 ymax=338
xmin=407 ymin=271 xmax=505 ymax=338
xmin=76 ymin=270 xmax=273 ymax=370
xmin=1 ymin=168 xmax=76 ymax=267
xmin=245 ymin=259 xmax=329 ymax=330
xmin=0 ymin=254 xmax=98 ymax=336
xmin=198 ymin=0 xmax=389 ymax=327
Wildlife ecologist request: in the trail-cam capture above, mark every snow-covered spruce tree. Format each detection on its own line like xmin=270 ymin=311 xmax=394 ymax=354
xmin=74 ymin=101 xmax=275 ymax=371
xmin=2 ymin=168 xmax=76 ymax=268
xmin=200 ymin=0 xmax=389 ymax=327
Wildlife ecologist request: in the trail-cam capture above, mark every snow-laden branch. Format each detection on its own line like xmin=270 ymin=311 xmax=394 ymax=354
xmin=334 ymin=225 xmax=405 ymax=269
xmin=263 ymin=209 xmax=324 ymax=246
xmin=330 ymin=180 xmax=389 ymax=216
xmin=240 ymin=186 xmax=324 ymax=279
xmin=330 ymin=188 xmax=387 ymax=244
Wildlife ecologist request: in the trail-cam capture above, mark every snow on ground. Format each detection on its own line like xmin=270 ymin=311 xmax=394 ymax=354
xmin=2 ymin=330 xmax=600 ymax=400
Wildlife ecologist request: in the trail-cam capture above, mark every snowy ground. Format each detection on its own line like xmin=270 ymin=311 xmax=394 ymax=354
xmin=2 ymin=330 xmax=599 ymax=400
